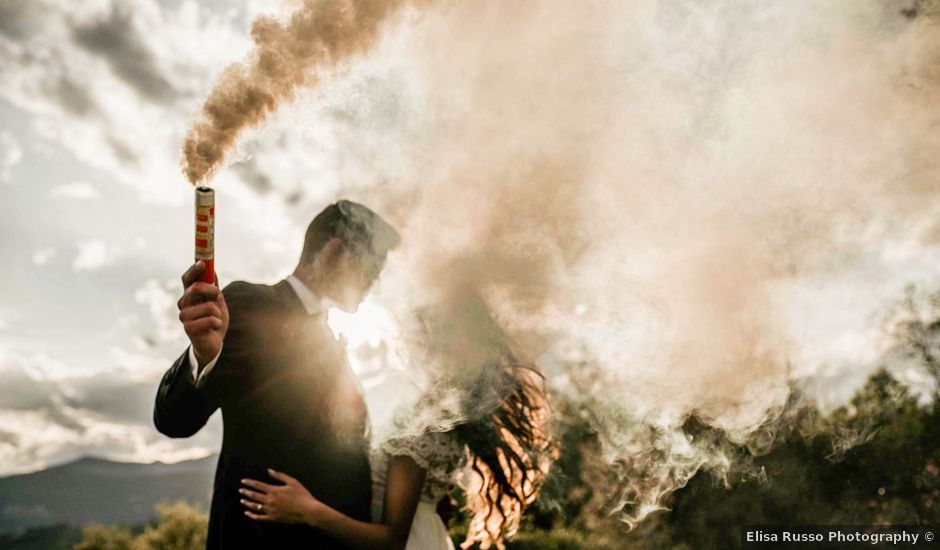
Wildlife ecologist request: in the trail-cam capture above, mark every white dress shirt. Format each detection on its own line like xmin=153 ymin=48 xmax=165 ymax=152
xmin=188 ymin=274 xmax=324 ymax=383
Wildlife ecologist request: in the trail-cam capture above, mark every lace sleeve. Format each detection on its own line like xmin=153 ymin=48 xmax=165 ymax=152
xmin=380 ymin=430 xmax=458 ymax=469
xmin=379 ymin=430 xmax=465 ymax=501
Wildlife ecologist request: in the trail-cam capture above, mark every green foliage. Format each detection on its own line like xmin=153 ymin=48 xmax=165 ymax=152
xmin=73 ymin=503 xmax=206 ymax=550
xmin=131 ymin=503 xmax=207 ymax=550
xmin=505 ymin=529 xmax=593 ymax=550
xmin=662 ymin=369 xmax=940 ymax=550
xmin=489 ymin=365 xmax=940 ymax=549
xmin=73 ymin=525 xmax=133 ymax=550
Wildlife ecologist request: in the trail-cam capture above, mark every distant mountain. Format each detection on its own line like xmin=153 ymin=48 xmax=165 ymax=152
xmin=0 ymin=455 xmax=217 ymax=535
xmin=0 ymin=524 xmax=80 ymax=550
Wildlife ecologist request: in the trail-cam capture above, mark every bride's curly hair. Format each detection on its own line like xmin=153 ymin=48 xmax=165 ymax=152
xmin=415 ymin=290 xmax=555 ymax=549
xmin=451 ymin=354 xmax=554 ymax=549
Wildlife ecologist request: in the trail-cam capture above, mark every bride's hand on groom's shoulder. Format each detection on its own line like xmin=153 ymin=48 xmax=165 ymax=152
xmin=239 ymin=469 xmax=324 ymax=526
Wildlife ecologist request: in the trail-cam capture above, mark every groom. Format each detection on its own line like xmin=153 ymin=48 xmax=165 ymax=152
xmin=154 ymin=200 xmax=399 ymax=548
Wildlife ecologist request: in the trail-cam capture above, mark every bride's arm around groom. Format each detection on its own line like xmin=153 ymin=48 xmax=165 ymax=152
xmin=239 ymin=456 xmax=427 ymax=550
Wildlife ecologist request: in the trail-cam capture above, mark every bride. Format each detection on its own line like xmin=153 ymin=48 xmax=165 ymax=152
xmin=237 ymin=292 xmax=554 ymax=549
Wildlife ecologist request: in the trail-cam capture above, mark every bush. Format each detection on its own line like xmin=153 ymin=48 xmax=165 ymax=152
xmin=132 ymin=502 xmax=208 ymax=550
xmin=73 ymin=524 xmax=133 ymax=550
xmin=73 ymin=502 xmax=206 ymax=550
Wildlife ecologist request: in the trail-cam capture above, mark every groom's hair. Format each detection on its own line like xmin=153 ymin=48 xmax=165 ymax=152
xmin=299 ymin=200 xmax=400 ymax=264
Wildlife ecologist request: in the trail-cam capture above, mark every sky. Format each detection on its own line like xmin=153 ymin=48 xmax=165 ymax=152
xmin=1 ymin=0 xmax=939 ymax=477
xmin=0 ymin=0 xmax=345 ymax=475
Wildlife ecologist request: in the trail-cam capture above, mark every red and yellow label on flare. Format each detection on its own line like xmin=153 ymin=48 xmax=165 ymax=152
xmin=195 ymin=187 xmax=215 ymax=284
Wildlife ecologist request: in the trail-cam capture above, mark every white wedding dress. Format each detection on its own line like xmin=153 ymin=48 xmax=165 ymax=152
xmin=370 ymin=430 xmax=465 ymax=550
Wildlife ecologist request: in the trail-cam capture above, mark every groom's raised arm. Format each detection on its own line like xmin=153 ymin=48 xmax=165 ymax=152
xmin=154 ymin=348 xmax=220 ymax=437
xmin=154 ymin=261 xmax=230 ymax=438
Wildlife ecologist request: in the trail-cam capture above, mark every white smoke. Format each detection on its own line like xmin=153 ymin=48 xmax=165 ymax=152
xmin=209 ymin=0 xmax=940 ymax=526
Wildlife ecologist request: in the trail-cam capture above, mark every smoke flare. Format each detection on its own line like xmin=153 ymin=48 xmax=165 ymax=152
xmin=181 ymin=0 xmax=423 ymax=184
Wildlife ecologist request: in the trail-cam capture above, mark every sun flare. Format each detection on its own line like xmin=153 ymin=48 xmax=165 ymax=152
xmin=327 ymin=299 xmax=402 ymax=377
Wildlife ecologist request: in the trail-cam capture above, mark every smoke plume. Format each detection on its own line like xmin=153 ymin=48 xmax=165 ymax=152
xmin=206 ymin=0 xmax=940 ymax=530
xmin=334 ymin=0 xmax=940 ymax=526
xmin=181 ymin=0 xmax=425 ymax=184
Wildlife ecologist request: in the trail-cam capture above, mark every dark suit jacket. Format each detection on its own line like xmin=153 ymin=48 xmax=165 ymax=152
xmin=154 ymin=280 xmax=372 ymax=549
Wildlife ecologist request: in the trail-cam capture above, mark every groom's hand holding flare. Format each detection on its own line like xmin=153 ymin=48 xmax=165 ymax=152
xmin=178 ymin=260 xmax=229 ymax=367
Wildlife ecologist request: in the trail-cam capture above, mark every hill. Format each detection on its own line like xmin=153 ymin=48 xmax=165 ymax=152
xmin=0 ymin=455 xmax=216 ymax=536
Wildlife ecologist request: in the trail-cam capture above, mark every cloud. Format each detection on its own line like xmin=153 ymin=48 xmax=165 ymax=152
xmin=0 ymin=130 xmax=23 ymax=182
xmin=0 ymin=349 xmax=220 ymax=475
xmin=72 ymin=239 xmax=121 ymax=272
xmin=0 ymin=0 xmax=251 ymax=202
xmin=49 ymin=181 xmax=99 ymax=200
xmin=31 ymin=247 xmax=57 ymax=266
xmin=134 ymin=278 xmax=185 ymax=346
xmin=71 ymin=3 xmax=180 ymax=104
